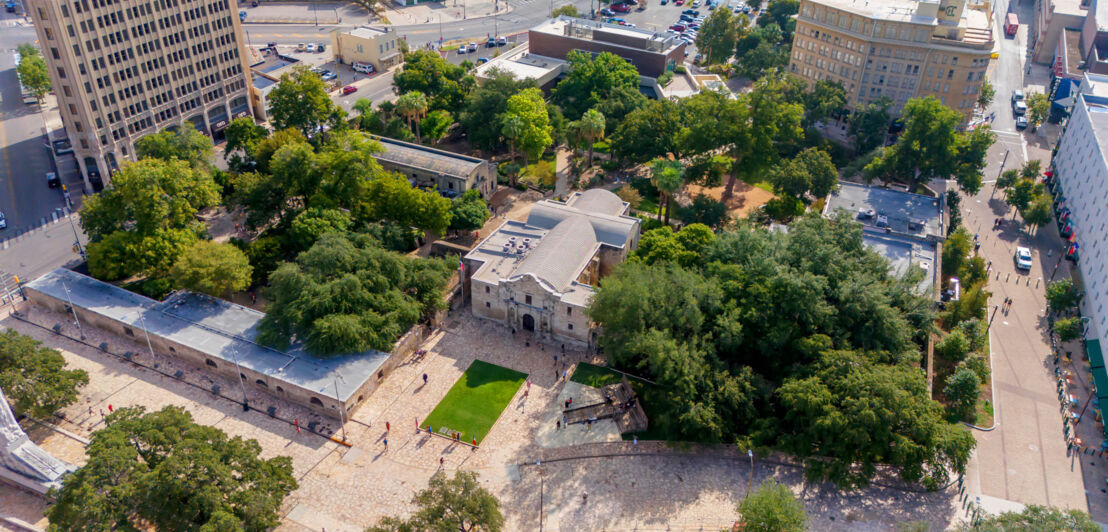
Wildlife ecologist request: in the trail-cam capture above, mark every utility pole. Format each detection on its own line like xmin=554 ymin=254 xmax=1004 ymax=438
xmin=990 ymin=148 xmax=1010 ymax=199
xmin=60 ymin=280 xmax=84 ymax=339
xmin=138 ymin=311 xmax=158 ymax=366
xmin=313 ymin=0 xmax=319 ymax=28
xmin=333 ymin=375 xmax=347 ymax=442
xmin=985 ymin=304 xmax=1000 ymax=333
xmin=228 ymin=343 xmax=250 ymax=412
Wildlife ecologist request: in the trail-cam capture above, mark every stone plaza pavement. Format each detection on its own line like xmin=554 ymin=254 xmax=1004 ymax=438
xmin=1 ymin=308 xmax=967 ymax=530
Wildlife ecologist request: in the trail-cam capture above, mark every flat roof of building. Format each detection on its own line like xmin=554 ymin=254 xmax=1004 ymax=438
xmin=373 ymin=136 xmax=487 ymax=179
xmin=825 ymin=181 xmax=943 ymax=238
xmin=812 ymin=0 xmax=990 ymax=34
xmin=252 ymin=55 xmax=298 ymax=74
xmin=25 ymin=269 xmax=388 ymax=402
xmin=346 ymin=26 xmax=390 ymax=39
xmin=474 ymin=46 xmax=567 ymax=84
xmin=533 ymin=16 xmax=683 ymax=53
xmin=862 ymin=231 xmax=937 ymax=293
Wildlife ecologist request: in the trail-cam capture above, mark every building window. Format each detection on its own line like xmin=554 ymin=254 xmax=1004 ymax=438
xmin=525 ymin=295 xmax=532 ymax=305
xmin=311 ymin=397 xmax=324 ymax=406
xmin=567 ymin=307 xmax=572 ymax=316
xmin=485 ymin=286 xmax=490 ymax=293
xmin=206 ymin=359 xmax=217 ymax=368
xmin=255 ymin=379 xmax=267 ymax=388
xmin=276 ymin=386 xmax=285 ymax=393
xmin=486 ymin=302 xmax=491 ymax=308
xmin=568 ymin=323 xmax=574 ymax=330
xmin=123 ymin=327 xmax=134 ymax=336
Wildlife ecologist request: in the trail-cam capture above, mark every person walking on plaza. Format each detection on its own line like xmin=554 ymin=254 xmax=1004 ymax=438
xmin=383 ymin=437 xmax=388 ymax=451
xmin=385 ymin=421 xmax=390 ymax=432
xmin=423 ymin=373 xmax=428 ymax=386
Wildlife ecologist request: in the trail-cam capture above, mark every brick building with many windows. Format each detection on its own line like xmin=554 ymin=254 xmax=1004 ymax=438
xmin=25 ymin=0 xmax=254 ymax=190
xmin=788 ymin=0 xmax=993 ymax=120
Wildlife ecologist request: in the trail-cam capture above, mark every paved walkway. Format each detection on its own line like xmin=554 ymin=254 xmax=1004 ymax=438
xmin=4 ymin=308 xmax=970 ymax=530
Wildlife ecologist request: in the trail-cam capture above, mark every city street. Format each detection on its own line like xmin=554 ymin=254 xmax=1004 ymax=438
xmin=960 ymin=0 xmax=1108 ymax=522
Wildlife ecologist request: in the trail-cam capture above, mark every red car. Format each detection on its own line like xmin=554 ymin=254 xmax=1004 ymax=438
xmin=669 ymin=23 xmax=687 ymax=31
xmin=611 ymin=3 xmax=632 ymax=12
xmin=675 ymin=0 xmax=685 ymax=5
xmin=342 ymin=85 xmax=357 ymax=95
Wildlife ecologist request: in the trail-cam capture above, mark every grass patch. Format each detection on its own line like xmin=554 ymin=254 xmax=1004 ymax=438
xmin=637 ymin=197 xmax=660 ymax=214
xmin=752 ymin=181 xmax=775 ymax=193
xmin=570 ymin=363 xmax=623 ymax=388
xmin=592 ymin=140 xmax=611 ymax=154
xmin=421 ymin=360 xmax=526 ymax=444
xmin=441 ymin=44 xmax=460 ymax=51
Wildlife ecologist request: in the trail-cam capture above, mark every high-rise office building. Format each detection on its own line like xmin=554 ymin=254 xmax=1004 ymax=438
xmin=788 ymin=0 xmax=993 ymax=120
xmin=25 ymin=0 xmax=254 ymax=189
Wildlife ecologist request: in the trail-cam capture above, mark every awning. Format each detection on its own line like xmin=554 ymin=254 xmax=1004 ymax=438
xmin=1093 ymin=366 xmax=1108 ymax=403
xmin=1089 ymin=338 xmax=1105 ymax=370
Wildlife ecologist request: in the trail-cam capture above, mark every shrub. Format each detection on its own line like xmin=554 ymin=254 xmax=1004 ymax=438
xmin=936 ymin=329 xmax=971 ymax=363
xmin=1055 ymin=316 xmax=1084 ymax=342
xmin=957 ymin=353 xmax=990 ymax=384
xmin=674 ymin=64 xmax=687 ymax=74
xmin=957 ymin=318 xmax=988 ymax=352
xmin=1046 ymin=279 xmax=1080 ymax=313
xmin=944 ymin=367 xmax=981 ymax=419
xmin=601 ymin=160 xmax=619 ymax=171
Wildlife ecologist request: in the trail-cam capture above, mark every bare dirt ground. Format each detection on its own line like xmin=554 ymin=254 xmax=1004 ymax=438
xmin=685 ymin=181 xmax=777 ymax=220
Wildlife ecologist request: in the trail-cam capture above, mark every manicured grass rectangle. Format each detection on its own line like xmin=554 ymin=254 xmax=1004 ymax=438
xmin=570 ymin=362 xmax=624 ymax=388
xmin=421 ymin=360 xmax=526 ymax=444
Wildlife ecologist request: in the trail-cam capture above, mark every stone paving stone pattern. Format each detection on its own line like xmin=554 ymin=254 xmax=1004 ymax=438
xmin=1 ymin=308 xmax=966 ymax=530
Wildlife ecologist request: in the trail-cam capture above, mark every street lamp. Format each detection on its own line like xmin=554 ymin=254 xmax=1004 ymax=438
xmin=990 ymin=149 xmax=1009 ymax=199
xmin=227 ymin=342 xmax=250 ymax=412
xmin=333 ymin=374 xmax=348 ymax=442
xmin=984 ymin=304 xmax=1000 ymax=334
xmin=746 ymin=449 xmax=754 ymax=494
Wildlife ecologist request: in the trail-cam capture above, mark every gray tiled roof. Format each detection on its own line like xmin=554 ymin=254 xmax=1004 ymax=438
xmin=568 ymin=189 xmax=627 ymax=216
xmin=25 ymin=269 xmax=388 ymax=402
xmin=373 ymin=136 xmax=485 ymax=178
xmin=511 ymin=216 xmax=599 ymax=291
xmin=527 ymin=202 xmax=637 ymax=248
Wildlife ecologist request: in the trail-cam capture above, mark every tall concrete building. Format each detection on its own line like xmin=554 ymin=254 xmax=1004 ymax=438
xmin=25 ymin=0 xmax=254 ymax=189
xmin=788 ymin=0 xmax=993 ymax=119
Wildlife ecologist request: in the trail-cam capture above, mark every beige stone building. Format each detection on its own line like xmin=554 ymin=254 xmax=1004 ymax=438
xmin=788 ymin=0 xmax=994 ymax=120
xmin=25 ymin=0 xmax=255 ymax=190
xmin=463 ymin=189 xmax=640 ymax=346
xmin=330 ymin=26 xmax=401 ymax=73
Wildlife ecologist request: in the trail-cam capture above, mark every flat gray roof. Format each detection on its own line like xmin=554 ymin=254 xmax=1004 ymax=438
xmin=826 ymin=181 xmax=943 ymax=238
xmin=25 ymin=269 xmax=387 ymax=402
xmin=374 ymin=136 xmax=486 ymax=179
xmin=862 ymin=231 xmax=937 ymax=294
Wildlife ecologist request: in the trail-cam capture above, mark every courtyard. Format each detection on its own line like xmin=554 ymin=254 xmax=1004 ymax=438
xmin=1 ymin=307 xmax=965 ymax=530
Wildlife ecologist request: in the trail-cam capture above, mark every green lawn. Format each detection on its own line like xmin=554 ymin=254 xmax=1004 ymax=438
xmin=421 ymin=360 xmax=526 ymax=444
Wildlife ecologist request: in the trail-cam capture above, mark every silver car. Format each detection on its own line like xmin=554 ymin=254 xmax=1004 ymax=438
xmin=1014 ymin=246 xmax=1032 ymax=270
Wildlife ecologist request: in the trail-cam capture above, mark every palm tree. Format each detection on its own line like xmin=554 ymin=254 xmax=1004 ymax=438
xmin=504 ymin=162 xmax=521 ymax=188
xmin=396 ymin=91 xmax=429 ymax=143
xmin=580 ymin=108 xmax=606 ymax=168
xmin=502 ymin=114 xmax=524 ymax=165
xmin=650 ymin=158 xmax=685 ymax=225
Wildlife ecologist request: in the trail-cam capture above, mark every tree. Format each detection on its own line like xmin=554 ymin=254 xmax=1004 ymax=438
xmin=46 ymin=406 xmax=297 ymax=531
xmin=224 ymin=117 xmax=269 ymax=170
xmin=1026 ymin=91 xmax=1050 ymax=126
xmin=977 ymin=79 xmax=995 ymax=109
xmin=960 ymin=505 xmax=1098 ymax=532
xmin=551 ymin=4 xmax=579 ymax=16
xmin=805 ymin=79 xmax=847 ymax=126
xmin=1020 ymin=159 xmax=1042 ymax=181
xmin=1055 ymin=316 xmax=1084 ymax=342
xmin=0 ymin=330 xmax=88 ymax=419
xmin=684 ymin=194 xmax=730 ymax=228
xmin=1046 ymin=279 xmax=1079 ymax=312
xmin=459 ymin=69 xmax=537 ymax=151
xmin=396 ymin=91 xmax=430 ymax=143
xmin=609 ymin=98 xmax=682 ymax=163
xmin=736 ymin=39 xmax=790 ymax=80
xmin=1022 ymin=194 xmax=1053 ymax=234
xmin=864 ymin=97 xmax=993 ymax=194
xmin=287 ymin=207 xmax=352 ymax=252
xmin=767 ymin=147 xmax=837 ymax=201
xmin=650 ymin=158 xmax=685 ymax=225
xmin=393 ymin=50 xmax=473 ymax=113
xmin=267 ymin=65 xmax=348 ymax=139
xmin=553 ymin=50 xmax=641 ymax=119
xmin=616 ymin=186 xmax=643 ymax=209
xmin=944 ymin=367 xmax=980 ymax=419
xmin=171 ymin=240 xmax=253 ymax=297
xmin=80 ymin=158 xmax=221 ymax=279
xmin=758 ymin=0 xmax=799 ymax=36
xmin=449 ymin=189 xmax=491 ymax=233
xmin=942 ymin=227 xmax=973 ymax=280
xmin=363 ymin=173 xmax=453 ymax=236
xmin=696 ymin=9 xmax=740 ymax=65
xmin=501 ymin=114 xmax=524 ymax=164
xmin=936 ymin=329 xmax=971 ymax=363
xmin=849 ymin=97 xmax=891 ymax=154
xmin=958 ymin=318 xmax=988 ymax=351
xmin=995 ymin=168 xmax=1019 ymax=196
xmin=370 ymin=470 xmax=504 ymax=532
xmin=420 ymin=109 xmax=453 ymax=145
xmin=633 ymin=224 xmax=716 ymax=268
xmin=353 ymin=98 xmax=379 ymax=130
xmin=503 ymin=88 xmax=553 ymax=165
xmin=258 ymin=233 xmax=453 ymax=354
xmin=579 ymin=108 xmax=606 ymax=168
xmin=15 ymin=44 xmax=51 ymax=103
xmin=591 ymin=84 xmax=647 ymax=135
xmin=135 ymin=127 xmax=214 ymax=168
xmin=1005 ymin=178 xmax=1041 ymax=218
xmin=736 ymin=480 xmax=807 ymax=532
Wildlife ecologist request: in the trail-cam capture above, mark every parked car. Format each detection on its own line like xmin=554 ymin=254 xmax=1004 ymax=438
xmin=477 ymin=57 xmax=489 ymax=64
xmin=0 ymin=211 xmax=6 ymax=230
xmin=498 ymin=36 xmax=507 ymax=45
xmin=1011 ymin=89 xmax=1024 ymax=103
xmin=610 ymin=17 xmax=627 ymax=23
xmin=457 ymin=45 xmax=468 ymax=54
xmin=687 ymin=22 xmax=700 ymax=29
xmin=692 ymin=0 xmax=701 ymax=5
xmin=46 ymin=172 xmax=59 ymax=188
xmin=320 ymin=71 xmax=338 ymax=81
xmin=239 ymin=10 xmax=246 ymax=21
xmin=306 ymin=43 xmax=318 ymax=53
xmin=342 ymin=85 xmax=357 ymax=95
xmin=600 ymin=7 xmax=615 ymax=15
xmin=468 ymin=43 xmax=477 ymax=53
xmin=317 ymin=43 xmax=326 ymax=52
xmin=611 ymin=3 xmax=632 ymax=12
xmin=675 ymin=0 xmax=685 ymax=6
xmin=670 ymin=23 xmax=687 ymax=31
xmin=1015 ymin=115 xmax=1028 ymax=130
xmin=680 ymin=13 xmax=694 ymax=21
xmin=624 ymin=0 xmax=639 ymax=5
xmin=742 ymin=5 xmax=751 ymax=12
xmin=487 ymin=37 xmax=497 ymax=47
xmin=353 ymin=61 xmax=376 ymax=74
xmin=296 ymin=43 xmax=307 ymax=51
xmin=661 ymin=0 xmax=668 ymax=5
xmin=682 ymin=8 xmax=699 ymax=14
xmin=1013 ymin=100 xmax=1027 ymax=115
xmin=1014 ymin=246 xmax=1033 ymax=270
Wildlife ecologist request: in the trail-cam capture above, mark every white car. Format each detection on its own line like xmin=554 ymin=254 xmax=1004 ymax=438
xmin=1014 ymin=246 xmax=1033 ymax=270
xmin=0 ymin=211 xmax=7 ymax=230
xmin=1013 ymin=100 xmax=1027 ymax=115
xmin=306 ymin=43 xmax=318 ymax=53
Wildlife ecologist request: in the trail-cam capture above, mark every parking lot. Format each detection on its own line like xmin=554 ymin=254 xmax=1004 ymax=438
xmin=594 ymin=0 xmax=765 ymax=57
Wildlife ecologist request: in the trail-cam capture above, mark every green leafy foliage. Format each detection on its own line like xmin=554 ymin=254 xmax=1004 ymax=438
xmin=609 ymin=99 xmax=683 ymax=163
xmin=459 ymin=69 xmax=538 ymax=152
xmin=224 ymin=117 xmax=270 ymax=171
xmin=589 ymin=214 xmax=969 ymax=489
xmin=258 ymin=233 xmax=453 ymax=355
xmin=959 ymin=504 xmax=1099 ymax=532
xmin=135 ymin=127 xmax=214 ymax=168
xmin=369 ymin=470 xmax=504 ymax=532
xmin=266 ymin=65 xmax=348 ymax=139
xmin=1026 ymin=91 xmax=1050 ymax=126
xmin=0 ymin=330 xmax=88 ymax=419
xmin=553 ymin=51 xmax=641 ymax=119
xmin=81 ymin=158 xmax=220 ymax=279
xmin=15 ymin=44 xmax=51 ymax=102
xmin=502 ymin=88 xmax=553 ymax=163
xmin=1046 ymin=279 xmax=1079 ymax=312
xmin=679 ymin=194 xmax=730 ymax=229
xmin=650 ymin=158 xmax=685 ymax=224
xmin=958 ymin=318 xmax=988 ymax=352
xmin=942 ymin=227 xmax=973 ymax=280
xmin=420 ymin=109 xmax=454 ymax=144
xmin=448 ymin=189 xmax=491 ymax=233
xmin=287 ymin=207 xmax=352 ymax=252
xmin=696 ymin=8 xmax=741 ymax=65
xmin=396 ymin=90 xmax=430 ymax=142
xmin=767 ymin=147 xmax=838 ymax=201
xmin=957 ymin=353 xmax=990 ymax=385
xmin=170 ymin=240 xmax=253 ymax=297
xmin=977 ymin=79 xmax=995 ymax=109
xmin=736 ymin=480 xmax=807 ymax=532
xmin=936 ymin=329 xmax=971 ymax=363
xmin=848 ymin=98 xmax=891 ymax=154
xmin=864 ymin=97 xmax=993 ymax=194
xmin=804 ymin=80 xmax=847 ymax=125
xmin=393 ymin=50 xmax=474 ymax=113
xmin=1055 ymin=316 xmax=1084 ymax=342
xmin=551 ymin=4 xmax=579 ymax=16
xmin=46 ymin=406 xmax=297 ymax=531
xmin=943 ymin=367 xmax=981 ymax=419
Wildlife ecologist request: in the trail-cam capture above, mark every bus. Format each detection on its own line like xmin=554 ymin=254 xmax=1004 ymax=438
xmin=14 ymin=52 xmax=38 ymax=104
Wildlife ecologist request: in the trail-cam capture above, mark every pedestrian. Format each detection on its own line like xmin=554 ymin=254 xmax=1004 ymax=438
xmin=440 ymin=457 xmax=444 ymax=467
xmin=294 ymin=419 xmax=300 ymax=433
xmin=108 ymin=404 xmax=113 ymax=413
xmin=383 ymin=437 xmax=388 ymax=450
xmin=583 ymin=491 xmax=588 ymax=504
xmin=565 ymin=398 xmax=570 ymax=408
xmin=416 ymin=416 xmax=419 ymax=431
xmin=472 ymin=436 xmax=477 ymax=446
xmin=423 ymin=373 xmax=428 ymax=385
xmin=554 ymin=354 xmax=558 ymax=364
xmin=562 ymin=369 xmax=567 ymax=381
xmin=99 ymin=409 xmax=104 ymax=418
xmin=385 ymin=421 xmax=390 ymax=432
xmin=973 ymin=233 xmax=979 ymax=241
xmin=428 ymin=425 xmax=433 ymax=435
xmin=633 ymin=435 xmax=638 ymax=445
xmin=568 ymin=397 xmax=572 ymax=407
xmin=88 ymin=406 xmax=92 ymax=416
xmin=250 ymin=291 xmax=256 ymax=304
xmin=557 ymin=420 xmax=561 ymax=430
xmin=527 ymin=379 xmax=531 ymax=390
xmin=561 ymin=343 xmax=565 ymax=353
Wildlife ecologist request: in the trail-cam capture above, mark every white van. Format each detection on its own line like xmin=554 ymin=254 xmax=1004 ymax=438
xmin=353 ymin=61 xmax=376 ymax=74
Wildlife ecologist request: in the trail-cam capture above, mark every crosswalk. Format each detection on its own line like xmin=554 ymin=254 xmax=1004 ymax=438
xmin=0 ymin=208 xmax=76 ymax=251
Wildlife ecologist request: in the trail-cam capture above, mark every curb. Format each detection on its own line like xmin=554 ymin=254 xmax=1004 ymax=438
xmin=963 ymin=320 xmax=999 ymax=431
